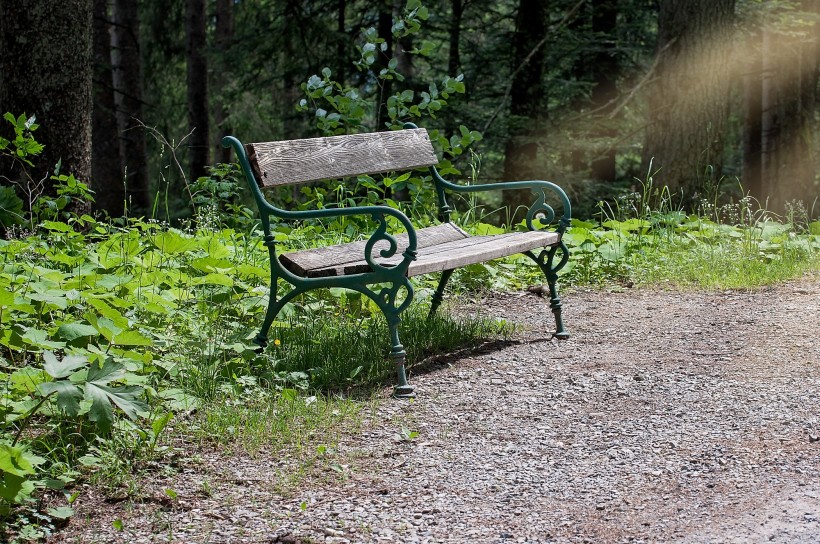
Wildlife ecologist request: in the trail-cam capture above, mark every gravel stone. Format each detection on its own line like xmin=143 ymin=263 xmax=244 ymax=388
xmin=49 ymin=276 xmax=820 ymax=543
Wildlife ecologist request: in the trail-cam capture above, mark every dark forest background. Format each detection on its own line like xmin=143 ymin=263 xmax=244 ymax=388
xmin=1 ymin=0 xmax=819 ymax=223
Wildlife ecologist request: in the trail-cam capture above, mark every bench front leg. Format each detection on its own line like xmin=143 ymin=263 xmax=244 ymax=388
xmin=524 ymin=242 xmax=570 ymax=339
xmin=363 ymin=278 xmax=416 ymax=398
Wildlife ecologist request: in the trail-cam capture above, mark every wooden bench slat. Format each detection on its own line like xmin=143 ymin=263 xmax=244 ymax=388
xmin=406 ymin=230 xmax=561 ymax=277
xmin=279 ymin=222 xmax=469 ymax=277
xmin=282 ymin=228 xmax=561 ymax=278
xmin=247 ymin=128 xmax=438 ymax=187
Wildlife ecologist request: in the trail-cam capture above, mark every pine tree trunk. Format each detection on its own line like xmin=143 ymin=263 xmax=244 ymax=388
xmin=742 ymin=29 xmax=763 ymax=205
xmin=186 ymin=0 xmax=209 ymax=183
xmin=112 ymin=0 xmax=150 ymax=214
xmin=375 ymin=0 xmax=395 ymax=131
xmin=0 ymin=0 xmax=93 ymax=208
xmin=336 ymin=0 xmax=347 ymax=85
xmin=642 ymin=0 xmax=736 ymax=203
xmin=93 ymin=0 xmax=125 ymax=216
xmin=761 ymin=1 xmax=819 ymax=215
xmin=213 ymin=0 xmax=234 ymax=165
xmin=502 ymin=0 xmax=549 ymax=225
xmin=588 ymin=0 xmax=619 ymax=183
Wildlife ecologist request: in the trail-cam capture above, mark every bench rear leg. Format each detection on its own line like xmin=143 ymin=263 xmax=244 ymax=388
xmin=428 ymin=269 xmax=454 ymax=319
xmin=255 ymin=286 xmax=301 ymax=348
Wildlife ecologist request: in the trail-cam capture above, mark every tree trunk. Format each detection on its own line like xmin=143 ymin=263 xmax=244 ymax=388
xmin=502 ymin=0 xmax=549 ymax=225
xmin=92 ymin=0 xmax=125 ymax=217
xmin=742 ymin=29 xmax=764 ymax=205
xmin=444 ymin=0 xmax=464 ymax=138
xmin=213 ymin=0 xmax=234 ymax=165
xmin=186 ymin=0 xmax=209 ymax=183
xmin=336 ymin=0 xmax=347 ymax=85
xmin=375 ymin=0 xmax=395 ymax=131
xmin=0 ymin=0 xmax=93 ymax=209
xmin=112 ymin=0 xmax=150 ymax=214
xmin=760 ymin=1 xmax=818 ymax=215
xmin=642 ymin=0 xmax=736 ymax=203
xmin=588 ymin=0 xmax=619 ymax=183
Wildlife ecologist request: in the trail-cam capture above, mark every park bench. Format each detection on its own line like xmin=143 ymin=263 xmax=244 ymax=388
xmin=222 ymin=124 xmax=572 ymax=397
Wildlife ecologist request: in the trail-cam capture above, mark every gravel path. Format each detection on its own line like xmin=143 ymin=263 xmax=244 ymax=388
xmin=51 ymin=276 xmax=820 ymax=543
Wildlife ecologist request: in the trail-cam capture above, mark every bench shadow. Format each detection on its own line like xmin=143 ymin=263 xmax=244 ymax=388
xmin=341 ymin=337 xmax=553 ymax=401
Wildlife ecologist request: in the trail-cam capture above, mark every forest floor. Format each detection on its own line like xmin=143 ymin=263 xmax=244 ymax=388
xmin=49 ymin=273 xmax=820 ymax=543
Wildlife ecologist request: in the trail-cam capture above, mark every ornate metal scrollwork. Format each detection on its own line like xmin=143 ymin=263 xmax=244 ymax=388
xmin=526 ymin=189 xmax=558 ymax=231
xmin=363 ymin=213 xmax=400 ymax=273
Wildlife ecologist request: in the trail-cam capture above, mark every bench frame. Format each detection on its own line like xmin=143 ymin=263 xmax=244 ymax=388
xmin=222 ymin=123 xmax=571 ymax=398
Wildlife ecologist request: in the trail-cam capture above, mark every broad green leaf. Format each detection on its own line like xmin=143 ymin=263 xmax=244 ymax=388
xmin=56 ymin=323 xmax=99 ymax=342
xmin=0 ymin=290 xmax=14 ymax=306
xmin=41 ymin=221 xmax=71 ymax=233
xmin=85 ymin=314 xmax=122 ymax=342
xmin=27 ymin=291 xmax=68 ymax=310
xmin=159 ymin=389 xmax=200 ymax=411
xmin=111 ymin=329 xmax=152 ymax=346
xmin=84 ymin=383 xmax=115 ymax=433
xmin=192 ymin=273 xmax=234 ymax=287
xmin=473 ymin=222 xmax=506 ymax=236
xmin=150 ymin=230 xmax=199 ymax=254
xmin=758 ymin=221 xmax=790 ymax=240
xmin=47 ymin=506 xmax=75 ymax=520
xmin=84 ymin=298 xmax=128 ymax=327
xmin=0 ymin=444 xmax=39 ymax=476
xmin=151 ymin=412 xmax=173 ymax=437
xmin=191 ymin=256 xmax=233 ymax=273
xmin=0 ymin=473 xmax=34 ymax=503
xmin=95 ymin=274 xmax=134 ymax=290
xmin=21 ymin=328 xmax=65 ymax=350
xmin=86 ymin=359 xmax=125 ymax=385
xmin=602 ymin=218 xmax=649 ymax=233
xmin=85 ymin=382 xmax=148 ymax=432
xmin=9 ymin=367 xmax=44 ymax=393
xmin=43 ymin=351 xmax=88 ymax=378
xmin=809 ymin=221 xmax=820 ymax=235
xmin=37 ymin=381 xmax=83 ymax=416
xmin=598 ymin=242 xmax=625 ymax=262
xmin=235 ymin=263 xmax=269 ymax=280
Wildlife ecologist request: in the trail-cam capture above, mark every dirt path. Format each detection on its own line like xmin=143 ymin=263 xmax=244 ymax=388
xmin=51 ymin=275 xmax=820 ymax=543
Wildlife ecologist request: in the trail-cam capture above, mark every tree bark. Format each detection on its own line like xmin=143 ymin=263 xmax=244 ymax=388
xmin=642 ymin=0 xmax=736 ymax=203
xmin=588 ymin=0 xmax=619 ymax=182
xmin=186 ymin=0 xmax=209 ymax=182
xmin=336 ymin=0 xmax=347 ymax=85
xmin=0 ymin=0 xmax=93 ymax=206
xmin=760 ymin=1 xmax=818 ymax=215
xmin=93 ymin=0 xmax=125 ymax=216
xmin=112 ymin=0 xmax=150 ymax=214
xmin=502 ymin=0 xmax=549 ymax=225
xmin=214 ymin=0 xmax=234 ymax=165
xmin=742 ymin=29 xmax=764 ymax=205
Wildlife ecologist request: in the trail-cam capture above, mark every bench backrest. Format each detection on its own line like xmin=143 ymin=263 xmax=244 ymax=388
xmin=246 ymin=128 xmax=439 ymax=188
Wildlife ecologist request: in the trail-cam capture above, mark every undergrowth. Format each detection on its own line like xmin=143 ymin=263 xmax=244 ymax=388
xmin=1 ymin=111 xmax=818 ymax=541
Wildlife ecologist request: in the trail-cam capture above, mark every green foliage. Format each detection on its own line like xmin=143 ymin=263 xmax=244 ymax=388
xmin=189 ymin=163 xmax=254 ymax=230
xmin=0 ymin=113 xmax=42 ymax=230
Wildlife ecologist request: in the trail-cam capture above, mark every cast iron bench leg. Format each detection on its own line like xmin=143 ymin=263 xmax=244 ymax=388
xmin=428 ymin=269 xmax=454 ymax=319
xmin=524 ymin=245 xmax=570 ymax=339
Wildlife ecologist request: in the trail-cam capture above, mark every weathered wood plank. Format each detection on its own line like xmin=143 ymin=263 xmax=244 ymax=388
xmin=279 ymin=222 xmax=469 ymax=277
xmin=283 ymin=229 xmax=562 ymax=278
xmin=406 ymin=231 xmax=561 ymax=276
xmin=247 ymin=128 xmax=438 ymax=187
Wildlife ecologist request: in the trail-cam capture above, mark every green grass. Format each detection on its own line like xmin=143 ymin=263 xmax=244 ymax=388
xmin=267 ymin=304 xmax=514 ymax=390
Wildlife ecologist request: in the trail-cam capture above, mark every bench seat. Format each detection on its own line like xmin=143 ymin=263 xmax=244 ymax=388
xmin=279 ymin=222 xmax=561 ymax=278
